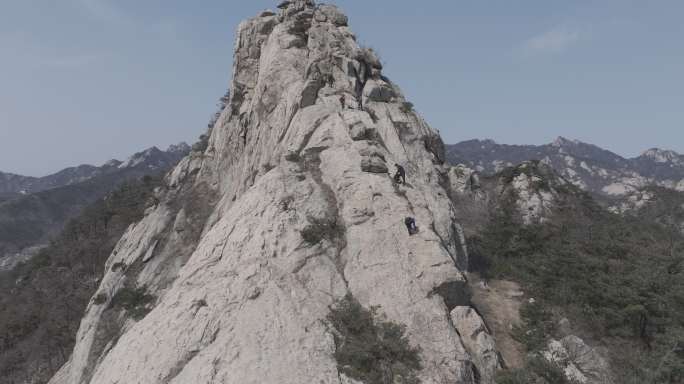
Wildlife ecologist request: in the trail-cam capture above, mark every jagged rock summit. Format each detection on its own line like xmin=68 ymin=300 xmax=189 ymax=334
xmin=51 ymin=2 xmax=480 ymax=383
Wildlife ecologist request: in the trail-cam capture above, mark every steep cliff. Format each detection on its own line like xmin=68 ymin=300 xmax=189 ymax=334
xmin=51 ymin=2 xmax=482 ymax=383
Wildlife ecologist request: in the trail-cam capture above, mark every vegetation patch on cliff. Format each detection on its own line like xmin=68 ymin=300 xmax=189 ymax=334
xmin=110 ymin=286 xmax=156 ymax=320
xmin=327 ymin=294 xmax=422 ymax=384
xmin=0 ymin=176 xmax=161 ymax=384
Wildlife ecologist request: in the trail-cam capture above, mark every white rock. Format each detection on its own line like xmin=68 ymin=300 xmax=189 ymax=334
xmin=451 ymin=307 xmax=502 ymax=384
xmin=542 ymin=335 xmax=613 ymax=384
xmin=51 ymin=2 xmax=479 ymax=383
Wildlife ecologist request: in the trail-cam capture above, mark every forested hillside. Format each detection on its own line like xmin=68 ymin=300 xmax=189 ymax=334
xmin=463 ymin=165 xmax=684 ymax=383
xmin=0 ymin=176 xmax=161 ymax=384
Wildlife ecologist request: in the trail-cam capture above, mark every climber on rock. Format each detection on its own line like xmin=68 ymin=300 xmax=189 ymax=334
xmin=339 ymin=94 xmax=346 ymax=109
xmin=405 ymin=217 xmax=418 ymax=235
xmin=393 ymin=163 xmax=406 ymax=184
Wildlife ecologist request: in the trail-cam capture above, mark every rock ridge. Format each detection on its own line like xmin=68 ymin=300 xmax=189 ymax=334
xmin=51 ymin=2 xmax=479 ymax=383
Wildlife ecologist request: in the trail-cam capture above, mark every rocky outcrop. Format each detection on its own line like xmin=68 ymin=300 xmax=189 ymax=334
xmin=446 ymin=165 xmax=481 ymax=196
xmin=51 ymin=2 xmax=479 ymax=383
xmin=609 ymin=186 xmax=684 ymax=234
xmin=445 ymin=160 xmax=575 ymax=228
xmin=451 ymin=306 xmax=502 ymax=384
xmin=542 ymin=335 xmax=613 ymax=384
xmin=496 ymin=161 xmax=570 ymax=224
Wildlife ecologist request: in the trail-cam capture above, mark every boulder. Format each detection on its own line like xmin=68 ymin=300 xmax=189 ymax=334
xmin=451 ymin=306 xmax=502 ymax=384
xmin=315 ymin=4 xmax=348 ymax=26
xmin=543 ymin=335 xmax=613 ymax=384
xmin=359 ymin=144 xmax=388 ymax=174
xmin=363 ymin=79 xmax=396 ymax=102
xmin=342 ymin=110 xmax=376 ymax=141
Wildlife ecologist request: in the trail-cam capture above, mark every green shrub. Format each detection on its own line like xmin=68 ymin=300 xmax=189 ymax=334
xmin=399 ymin=102 xmax=414 ymax=114
xmin=512 ymin=301 xmax=557 ymax=352
xmin=327 ymin=294 xmax=422 ymax=384
xmin=192 ymin=133 xmax=210 ymax=153
xmin=0 ymin=176 xmax=162 ymax=384
xmin=356 ymin=47 xmax=382 ymax=69
xmin=111 ymin=261 xmax=127 ymax=272
xmin=110 ymin=286 xmax=155 ymax=320
xmin=496 ymin=357 xmax=579 ymax=384
xmin=93 ymin=293 xmax=108 ymax=305
xmin=301 ymin=217 xmax=344 ymax=245
xmin=24 ymin=252 xmax=51 ymax=271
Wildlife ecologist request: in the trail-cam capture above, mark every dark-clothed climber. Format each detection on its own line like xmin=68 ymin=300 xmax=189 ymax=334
xmin=405 ymin=217 xmax=418 ymax=235
xmin=394 ymin=164 xmax=406 ymax=184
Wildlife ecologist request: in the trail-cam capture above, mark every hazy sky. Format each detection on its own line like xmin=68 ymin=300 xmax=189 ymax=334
xmin=1 ymin=0 xmax=683 ymax=176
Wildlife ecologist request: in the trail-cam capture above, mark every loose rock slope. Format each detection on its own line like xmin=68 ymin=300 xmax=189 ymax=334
xmin=50 ymin=2 xmax=484 ymax=383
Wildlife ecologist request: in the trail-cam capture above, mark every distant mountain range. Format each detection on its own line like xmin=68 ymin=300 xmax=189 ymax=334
xmin=0 ymin=143 xmax=190 ymax=200
xmin=446 ymin=137 xmax=684 ymax=196
xmin=0 ymin=143 xmax=190 ymax=270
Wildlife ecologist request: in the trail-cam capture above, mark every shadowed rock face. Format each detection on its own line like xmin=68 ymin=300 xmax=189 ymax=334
xmin=50 ymin=2 xmax=478 ymax=383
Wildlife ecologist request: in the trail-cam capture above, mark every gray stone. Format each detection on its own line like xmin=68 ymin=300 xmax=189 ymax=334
xmin=451 ymin=306 xmax=502 ymax=384
xmin=316 ymin=4 xmax=348 ymax=26
xmin=543 ymin=335 xmax=614 ymax=384
xmin=363 ymin=79 xmax=396 ymax=102
xmin=300 ymin=78 xmax=324 ymax=107
xmin=361 ymin=155 xmax=388 ymax=174
xmin=342 ymin=110 xmax=377 ymax=141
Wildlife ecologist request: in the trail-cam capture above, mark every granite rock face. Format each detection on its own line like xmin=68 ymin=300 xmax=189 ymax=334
xmin=451 ymin=306 xmax=502 ymax=384
xmin=51 ymin=2 xmax=479 ymax=383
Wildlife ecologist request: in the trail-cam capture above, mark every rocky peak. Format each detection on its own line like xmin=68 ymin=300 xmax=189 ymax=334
xmin=549 ymin=137 xmax=617 ymax=162
xmin=497 ymin=161 xmax=568 ymax=224
xmin=50 ymin=2 xmax=479 ymax=383
xmin=551 ymin=136 xmax=578 ymax=148
xmin=103 ymin=159 xmax=123 ymax=168
xmin=118 ymin=147 xmax=160 ymax=168
xmin=118 ymin=144 xmax=189 ymax=169
xmin=639 ymin=147 xmax=683 ymax=164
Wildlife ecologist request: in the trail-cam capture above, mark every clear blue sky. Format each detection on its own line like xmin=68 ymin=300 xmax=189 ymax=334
xmin=1 ymin=0 xmax=683 ymax=176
